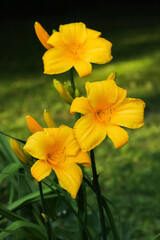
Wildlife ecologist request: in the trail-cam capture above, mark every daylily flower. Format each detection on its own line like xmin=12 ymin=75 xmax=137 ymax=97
xmin=70 ymin=73 xmax=145 ymax=151
xmin=24 ymin=126 xmax=91 ymax=198
xmin=35 ymin=22 xmax=112 ymax=77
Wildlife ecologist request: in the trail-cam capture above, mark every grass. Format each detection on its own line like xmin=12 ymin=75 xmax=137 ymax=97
xmin=0 ymin=14 xmax=160 ymax=239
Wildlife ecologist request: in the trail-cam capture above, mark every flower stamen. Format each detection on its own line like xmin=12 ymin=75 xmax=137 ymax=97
xmin=47 ymin=147 xmax=66 ymax=165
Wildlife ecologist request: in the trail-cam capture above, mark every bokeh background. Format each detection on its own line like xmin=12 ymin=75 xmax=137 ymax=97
xmin=1 ymin=1 xmax=160 ymax=239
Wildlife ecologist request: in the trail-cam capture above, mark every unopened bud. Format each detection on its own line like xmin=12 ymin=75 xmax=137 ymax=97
xmin=34 ymin=21 xmax=52 ymax=50
xmin=43 ymin=110 xmax=56 ymax=128
xmin=107 ymin=72 xmax=116 ymax=81
xmin=10 ymin=139 xmax=33 ymax=166
xmin=26 ymin=115 xmax=43 ymax=134
xmin=53 ymin=79 xmax=73 ymax=104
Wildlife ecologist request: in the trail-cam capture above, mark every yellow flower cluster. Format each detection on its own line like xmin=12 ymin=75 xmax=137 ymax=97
xmin=14 ymin=22 xmax=145 ymax=199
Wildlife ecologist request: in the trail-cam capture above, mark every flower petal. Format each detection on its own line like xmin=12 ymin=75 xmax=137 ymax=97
xmin=56 ymin=125 xmax=80 ymax=156
xmin=70 ymin=97 xmax=93 ymax=115
xmin=107 ymin=124 xmax=129 ymax=148
xmin=59 ymin=22 xmax=87 ymax=45
xmin=43 ymin=48 xmax=73 ymax=75
xmin=66 ymin=151 xmax=91 ymax=167
xmin=85 ymin=79 xmax=118 ymax=109
xmin=73 ymin=113 xmax=107 ymax=151
xmin=86 ymin=28 xmax=101 ymax=39
xmin=74 ymin=59 xmax=92 ymax=77
xmin=47 ymin=31 xmax=66 ymax=48
xmin=31 ymin=160 xmax=52 ymax=181
xmin=24 ymin=129 xmax=57 ymax=159
xmin=111 ymin=98 xmax=145 ymax=129
xmin=54 ymin=162 xmax=83 ymax=198
xmin=82 ymin=37 xmax=113 ymax=64
xmin=116 ymin=87 xmax=127 ymax=104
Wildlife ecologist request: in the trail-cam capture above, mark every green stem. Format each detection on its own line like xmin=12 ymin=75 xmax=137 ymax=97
xmin=42 ymin=181 xmax=92 ymax=240
xmin=38 ymin=182 xmax=53 ymax=240
xmin=102 ymin=198 xmax=120 ymax=240
xmin=83 ymin=176 xmax=120 ymax=240
xmin=70 ymin=68 xmax=76 ymax=97
xmin=0 ymin=130 xmax=26 ymax=144
xmin=90 ymin=149 xmax=107 ymax=240
xmin=70 ymin=68 xmax=88 ymax=240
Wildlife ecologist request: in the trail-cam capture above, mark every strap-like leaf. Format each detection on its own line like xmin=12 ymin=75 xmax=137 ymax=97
xmin=0 ymin=220 xmax=46 ymax=240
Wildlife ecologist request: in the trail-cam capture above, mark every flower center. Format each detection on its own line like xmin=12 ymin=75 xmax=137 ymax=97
xmin=47 ymin=147 xmax=66 ymax=165
xmin=96 ymin=108 xmax=113 ymax=123
xmin=71 ymin=42 xmax=82 ymax=59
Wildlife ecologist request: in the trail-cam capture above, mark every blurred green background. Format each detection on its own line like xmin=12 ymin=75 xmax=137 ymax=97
xmin=1 ymin=1 xmax=160 ymax=239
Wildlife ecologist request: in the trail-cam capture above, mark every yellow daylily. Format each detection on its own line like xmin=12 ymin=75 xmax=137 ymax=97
xmin=24 ymin=126 xmax=91 ymax=198
xmin=70 ymin=73 xmax=145 ymax=151
xmin=35 ymin=22 xmax=112 ymax=77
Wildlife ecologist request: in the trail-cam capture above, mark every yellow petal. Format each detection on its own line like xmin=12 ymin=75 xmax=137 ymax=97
xmin=70 ymin=97 xmax=93 ymax=115
xmin=82 ymin=37 xmax=113 ymax=64
xmin=107 ymin=124 xmax=129 ymax=148
xmin=57 ymin=125 xmax=80 ymax=156
xmin=74 ymin=59 xmax=92 ymax=77
xmin=59 ymin=22 xmax=87 ymax=45
xmin=31 ymin=160 xmax=52 ymax=181
xmin=54 ymin=162 xmax=83 ymax=198
xmin=111 ymin=98 xmax=145 ymax=129
xmin=86 ymin=28 xmax=101 ymax=39
xmin=67 ymin=151 xmax=91 ymax=167
xmin=24 ymin=129 xmax=57 ymax=159
xmin=85 ymin=79 xmax=118 ymax=109
xmin=73 ymin=113 xmax=107 ymax=151
xmin=43 ymin=110 xmax=56 ymax=128
xmin=34 ymin=22 xmax=52 ymax=50
xmin=43 ymin=48 xmax=73 ymax=75
xmin=26 ymin=115 xmax=43 ymax=134
xmin=47 ymin=31 xmax=66 ymax=48
xmin=115 ymin=86 xmax=127 ymax=105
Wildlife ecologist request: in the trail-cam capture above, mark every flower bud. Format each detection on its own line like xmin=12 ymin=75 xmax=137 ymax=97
xmin=53 ymin=79 xmax=73 ymax=104
xmin=107 ymin=71 xmax=116 ymax=81
xmin=10 ymin=139 xmax=33 ymax=166
xmin=34 ymin=22 xmax=52 ymax=50
xmin=43 ymin=110 xmax=56 ymax=128
xmin=75 ymin=88 xmax=80 ymax=97
xmin=26 ymin=115 xmax=43 ymax=134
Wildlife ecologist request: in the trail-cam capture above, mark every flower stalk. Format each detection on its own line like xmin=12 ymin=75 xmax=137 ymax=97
xmin=90 ymin=149 xmax=107 ymax=240
xmin=70 ymin=69 xmax=88 ymax=239
xmin=38 ymin=181 xmax=52 ymax=240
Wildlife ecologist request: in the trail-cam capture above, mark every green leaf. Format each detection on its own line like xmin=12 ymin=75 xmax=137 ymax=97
xmin=151 ymin=233 xmax=160 ymax=240
xmin=0 ymin=162 xmax=21 ymax=183
xmin=0 ymin=202 xmax=24 ymax=221
xmin=0 ymin=220 xmax=46 ymax=240
xmin=8 ymin=187 xmax=57 ymax=211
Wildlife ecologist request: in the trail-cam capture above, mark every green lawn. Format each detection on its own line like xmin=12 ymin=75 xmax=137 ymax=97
xmin=1 ymin=15 xmax=160 ymax=240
